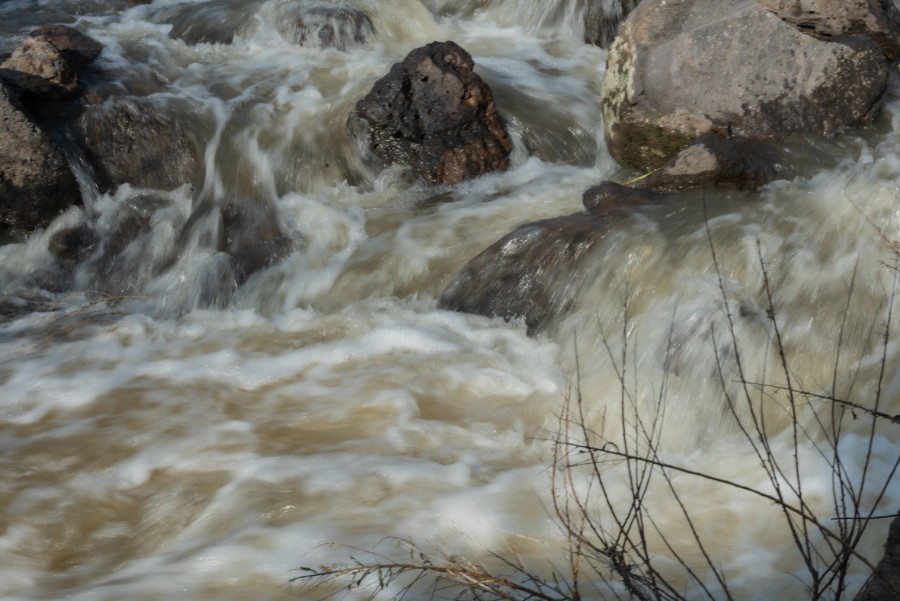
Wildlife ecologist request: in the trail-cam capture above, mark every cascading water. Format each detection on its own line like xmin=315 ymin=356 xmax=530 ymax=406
xmin=1 ymin=1 xmax=898 ymax=600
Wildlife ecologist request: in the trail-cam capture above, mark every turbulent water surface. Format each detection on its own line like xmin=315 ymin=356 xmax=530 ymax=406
xmin=1 ymin=1 xmax=899 ymax=600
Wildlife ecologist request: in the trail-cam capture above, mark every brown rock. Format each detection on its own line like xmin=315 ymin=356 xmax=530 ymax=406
xmin=0 ymin=25 xmax=102 ymax=98
xmin=584 ymin=0 xmax=640 ymax=48
xmin=350 ymin=41 xmax=512 ymax=185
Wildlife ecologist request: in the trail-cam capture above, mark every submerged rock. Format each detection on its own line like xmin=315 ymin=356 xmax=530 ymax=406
xmin=276 ymin=2 xmax=374 ymax=50
xmin=602 ymin=0 xmax=890 ymax=171
xmin=0 ymin=82 xmax=81 ymax=231
xmin=76 ymin=97 xmax=200 ymax=193
xmin=0 ymin=24 xmax=102 ymax=98
xmin=165 ymin=0 xmax=252 ymax=45
xmin=350 ymin=40 xmax=512 ymax=185
xmin=584 ymin=0 xmax=640 ymax=48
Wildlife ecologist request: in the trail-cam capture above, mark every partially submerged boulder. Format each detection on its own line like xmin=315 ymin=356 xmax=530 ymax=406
xmin=0 ymin=82 xmax=81 ymax=230
xmin=0 ymin=24 xmax=102 ymax=98
xmin=164 ymin=0 xmax=252 ymax=45
xmin=602 ymin=0 xmax=891 ymax=171
xmin=76 ymin=97 xmax=200 ymax=193
xmin=276 ymin=2 xmax=374 ymax=50
xmin=350 ymin=40 xmax=512 ymax=185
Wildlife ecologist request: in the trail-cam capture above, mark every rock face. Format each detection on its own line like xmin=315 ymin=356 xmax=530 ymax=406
xmin=0 ymin=82 xmax=81 ymax=230
xmin=602 ymin=0 xmax=891 ymax=170
xmin=854 ymin=514 xmax=900 ymax=601
xmin=350 ymin=41 xmax=512 ymax=185
xmin=276 ymin=2 xmax=374 ymax=50
xmin=76 ymin=97 xmax=200 ymax=192
xmin=584 ymin=0 xmax=640 ymax=48
xmin=0 ymin=24 xmax=103 ymax=98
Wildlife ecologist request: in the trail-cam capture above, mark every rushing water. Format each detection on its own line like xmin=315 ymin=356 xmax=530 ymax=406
xmin=1 ymin=1 xmax=899 ymax=600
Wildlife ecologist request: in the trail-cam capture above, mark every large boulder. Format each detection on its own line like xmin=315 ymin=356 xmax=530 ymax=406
xmin=75 ymin=97 xmax=200 ymax=193
xmin=0 ymin=24 xmax=102 ymax=98
xmin=0 ymin=82 xmax=81 ymax=230
xmin=350 ymin=41 xmax=512 ymax=185
xmin=601 ymin=0 xmax=891 ymax=171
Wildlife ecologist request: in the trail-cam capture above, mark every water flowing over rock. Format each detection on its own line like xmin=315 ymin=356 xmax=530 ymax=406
xmin=164 ymin=0 xmax=254 ymax=45
xmin=0 ymin=24 xmax=102 ymax=98
xmin=75 ymin=96 xmax=200 ymax=193
xmin=276 ymin=2 xmax=374 ymax=50
xmin=602 ymin=0 xmax=891 ymax=171
xmin=350 ymin=40 xmax=512 ymax=185
xmin=0 ymin=82 xmax=81 ymax=230
xmin=583 ymin=0 xmax=640 ymax=48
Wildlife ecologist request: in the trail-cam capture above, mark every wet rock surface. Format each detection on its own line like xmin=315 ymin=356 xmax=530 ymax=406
xmin=602 ymin=0 xmax=891 ymax=171
xmin=854 ymin=514 xmax=900 ymax=601
xmin=162 ymin=0 xmax=258 ymax=45
xmin=350 ymin=40 xmax=512 ymax=185
xmin=0 ymin=82 xmax=81 ymax=230
xmin=75 ymin=96 xmax=200 ymax=193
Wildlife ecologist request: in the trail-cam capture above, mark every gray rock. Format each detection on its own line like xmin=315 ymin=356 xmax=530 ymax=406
xmin=164 ymin=0 xmax=252 ymax=46
xmin=758 ymin=0 xmax=900 ymax=60
xmin=76 ymin=97 xmax=200 ymax=193
xmin=602 ymin=0 xmax=890 ymax=170
xmin=582 ymin=180 xmax=663 ymax=214
xmin=854 ymin=514 xmax=900 ymax=601
xmin=0 ymin=24 xmax=102 ymax=98
xmin=350 ymin=41 xmax=512 ymax=185
xmin=0 ymin=82 xmax=81 ymax=230
xmin=584 ymin=0 xmax=640 ymax=48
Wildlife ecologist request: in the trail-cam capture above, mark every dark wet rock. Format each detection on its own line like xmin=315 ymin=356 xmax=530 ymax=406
xmin=276 ymin=2 xmax=374 ymax=50
xmin=638 ymin=133 xmax=777 ymax=192
xmin=582 ymin=180 xmax=663 ymax=214
xmin=759 ymin=0 xmax=900 ymax=60
xmin=76 ymin=97 xmax=200 ymax=192
xmin=350 ymin=40 xmax=512 ymax=185
xmin=602 ymin=0 xmax=891 ymax=171
xmin=0 ymin=24 xmax=102 ymax=98
xmin=854 ymin=514 xmax=900 ymax=601
xmin=439 ymin=213 xmax=618 ymax=333
xmin=48 ymin=223 xmax=99 ymax=268
xmin=0 ymin=82 xmax=81 ymax=231
xmin=584 ymin=0 xmax=640 ymax=48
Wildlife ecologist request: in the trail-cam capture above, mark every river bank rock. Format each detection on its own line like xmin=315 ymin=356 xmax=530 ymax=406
xmin=854 ymin=514 xmax=900 ymax=601
xmin=350 ymin=41 xmax=512 ymax=185
xmin=0 ymin=24 xmax=102 ymax=98
xmin=75 ymin=97 xmax=200 ymax=193
xmin=584 ymin=0 xmax=640 ymax=48
xmin=276 ymin=3 xmax=374 ymax=50
xmin=0 ymin=82 xmax=81 ymax=231
xmin=602 ymin=0 xmax=891 ymax=171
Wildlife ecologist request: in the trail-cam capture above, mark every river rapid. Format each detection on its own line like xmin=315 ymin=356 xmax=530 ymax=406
xmin=1 ymin=1 xmax=899 ymax=600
